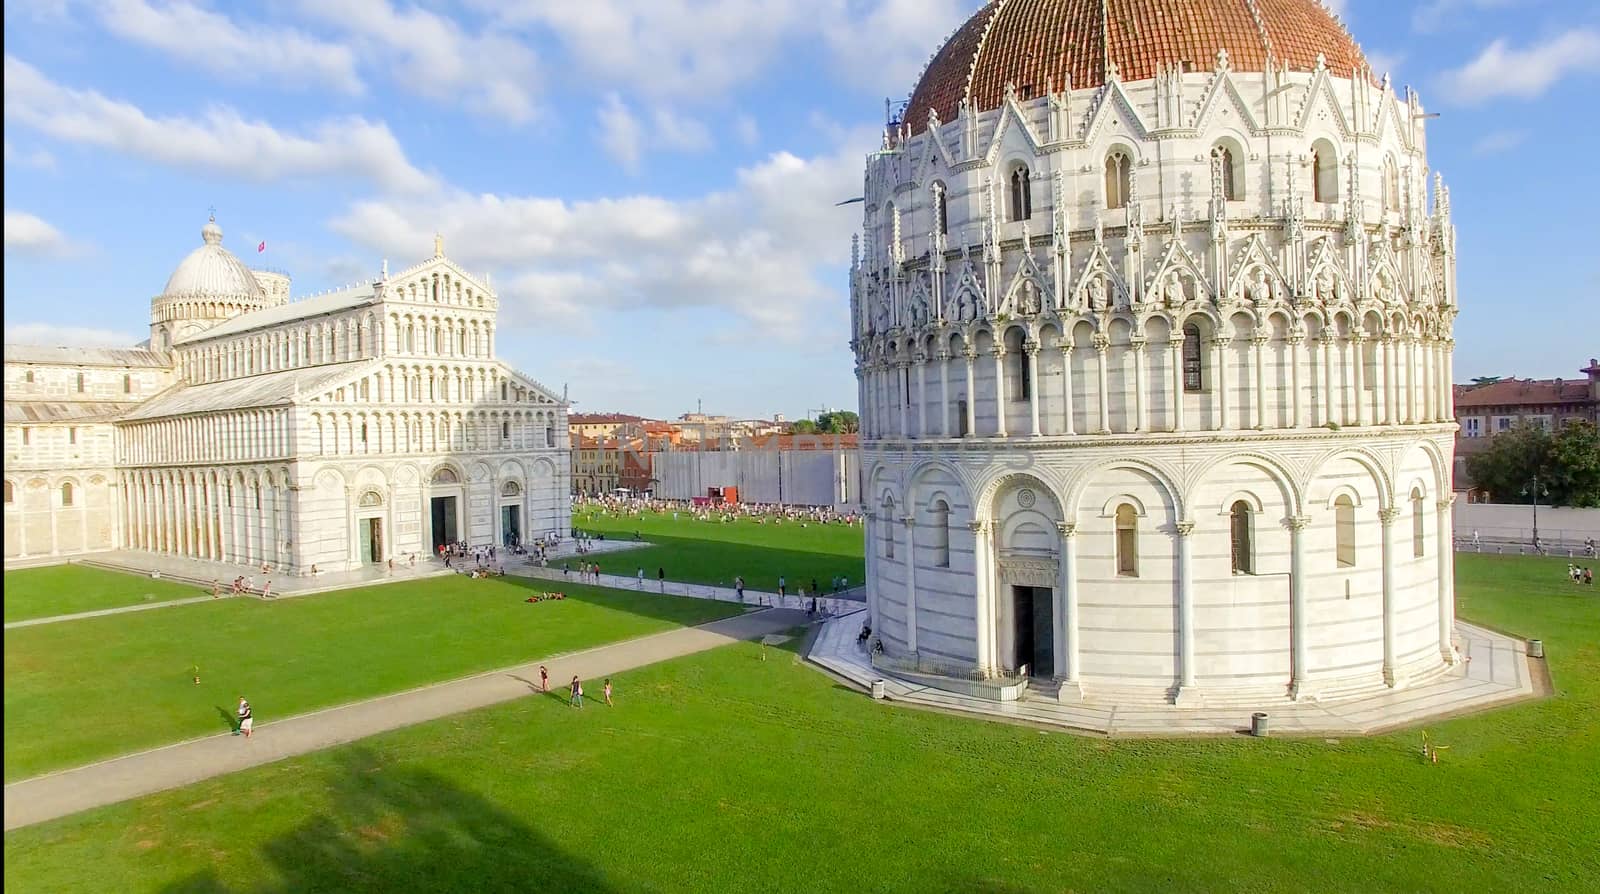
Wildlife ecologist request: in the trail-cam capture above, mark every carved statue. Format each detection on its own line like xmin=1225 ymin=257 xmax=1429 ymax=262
xmin=1086 ymin=276 xmax=1108 ymax=312
xmin=1017 ymin=280 xmax=1041 ymax=316
xmin=1315 ymin=267 xmax=1336 ymax=304
xmin=1247 ymin=268 xmax=1271 ymax=305
xmin=1164 ymin=270 xmax=1185 ymax=306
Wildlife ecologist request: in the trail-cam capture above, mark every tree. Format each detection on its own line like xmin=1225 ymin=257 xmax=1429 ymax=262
xmin=1469 ymin=376 xmax=1503 ymax=386
xmin=789 ymin=419 xmax=819 ymax=434
xmin=1548 ymin=420 xmax=1600 ymax=508
xmin=1466 ymin=420 xmax=1600 ymax=507
xmin=816 ymin=411 xmax=859 ymax=434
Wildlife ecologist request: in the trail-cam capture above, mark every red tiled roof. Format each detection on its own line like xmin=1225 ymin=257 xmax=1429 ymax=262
xmin=904 ymin=0 xmax=1370 ymax=135
xmin=1453 ymin=378 xmax=1594 ymax=409
xmin=569 ymin=413 xmax=644 ymax=424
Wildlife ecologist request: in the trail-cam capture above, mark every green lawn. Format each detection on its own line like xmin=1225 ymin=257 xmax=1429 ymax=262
xmin=3 ymin=565 xmax=206 ymax=623
xmin=5 ymin=554 xmax=1597 ymax=892
xmin=573 ymin=506 xmax=865 ymax=592
xmin=2 ymin=573 xmax=742 ymax=781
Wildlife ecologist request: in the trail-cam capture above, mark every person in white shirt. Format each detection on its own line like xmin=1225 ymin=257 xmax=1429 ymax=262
xmin=236 ymin=697 xmax=253 ymax=738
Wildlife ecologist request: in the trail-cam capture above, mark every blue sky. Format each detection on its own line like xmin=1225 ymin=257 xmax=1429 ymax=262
xmin=4 ymin=1 xmax=1598 ymax=420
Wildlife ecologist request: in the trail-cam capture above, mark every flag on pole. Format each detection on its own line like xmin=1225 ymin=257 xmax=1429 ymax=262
xmin=257 ymin=241 xmax=266 ymax=253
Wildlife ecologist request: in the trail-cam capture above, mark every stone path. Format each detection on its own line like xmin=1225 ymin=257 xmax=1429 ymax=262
xmin=809 ymin=609 xmax=1542 ymax=737
xmin=3 ymin=608 xmax=809 ymax=831
xmin=509 ymin=563 xmax=864 ymax=616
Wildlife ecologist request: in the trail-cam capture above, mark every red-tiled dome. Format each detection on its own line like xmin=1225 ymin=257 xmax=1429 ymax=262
xmin=905 ymin=0 xmax=1369 ymax=133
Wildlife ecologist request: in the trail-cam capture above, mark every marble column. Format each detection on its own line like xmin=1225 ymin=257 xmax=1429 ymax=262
xmin=1025 ymin=342 xmax=1042 ymax=437
xmin=1380 ymin=507 xmax=1401 ymax=687
xmin=1288 ymin=332 xmax=1305 ymax=428
xmin=1380 ymin=337 xmax=1396 ymax=426
xmin=1057 ymin=521 xmax=1080 ymax=697
xmin=915 ymin=355 xmax=928 ymax=437
xmin=898 ymin=361 xmax=912 ymax=439
xmin=1443 ymin=338 xmax=1456 ymax=420
xmin=1352 ymin=336 xmax=1369 ymax=426
xmin=1212 ymin=337 xmax=1231 ymax=431
xmin=1320 ymin=336 xmax=1335 ymax=426
xmin=1093 ymin=334 xmax=1110 ymax=434
xmin=969 ymin=519 xmax=992 ymax=675
xmin=1436 ymin=495 xmax=1456 ymax=663
xmin=992 ymin=347 xmax=1009 ymax=437
xmin=902 ymin=516 xmax=918 ymax=655
xmin=1131 ymin=337 xmax=1148 ymax=432
xmin=963 ymin=349 xmax=978 ymax=438
xmin=1060 ymin=340 xmax=1076 ymax=436
xmin=1288 ymin=515 xmax=1311 ymax=699
xmin=1174 ymin=521 xmax=1198 ymax=703
xmin=1251 ymin=332 xmax=1268 ymax=430
xmin=938 ymin=350 xmax=952 ymax=437
xmin=1169 ymin=341 xmax=1185 ymax=432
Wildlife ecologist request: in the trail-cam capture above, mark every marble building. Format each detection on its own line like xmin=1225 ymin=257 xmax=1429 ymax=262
xmin=852 ymin=0 xmax=1459 ymax=703
xmin=5 ymin=218 xmax=570 ymax=572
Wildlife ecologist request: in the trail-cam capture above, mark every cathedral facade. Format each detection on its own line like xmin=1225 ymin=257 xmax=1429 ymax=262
xmin=853 ymin=0 xmax=1459 ymax=703
xmin=5 ymin=218 xmax=570 ymax=573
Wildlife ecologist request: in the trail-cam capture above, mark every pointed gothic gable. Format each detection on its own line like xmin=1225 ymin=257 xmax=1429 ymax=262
xmin=1370 ymin=84 xmax=1415 ymax=152
xmin=1305 ymin=237 xmax=1355 ymax=304
xmin=1145 ymin=234 xmax=1213 ymax=306
xmin=946 ymin=257 xmax=988 ymax=321
xmin=497 ymin=365 xmax=564 ymax=405
xmin=1070 ymin=242 xmax=1130 ymax=312
xmin=982 ymin=95 xmax=1044 ymax=165
xmin=1079 ymin=78 xmax=1153 ymax=146
xmin=1225 ymin=234 xmax=1291 ymax=304
xmin=1293 ymin=68 xmax=1355 ymax=139
xmin=1364 ymin=239 xmax=1409 ymax=305
xmin=906 ymin=273 xmax=934 ymax=327
xmin=1189 ymin=69 xmax=1264 ymax=135
xmin=390 ymin=255 xmax=493 ymax=298
xmin=999 ymin=247 xmax=1053 ymax=317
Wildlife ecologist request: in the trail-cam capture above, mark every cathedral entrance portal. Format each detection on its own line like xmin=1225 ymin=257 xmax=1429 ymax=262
xmin=501 ymin=505 xmax=521 ymax=547
xmin=359 ymin=518 xmax=384 ymax=564
xmin=431 ymin=496 xmax=458 ymax=551
xmin=1011 ymin=586 xmax=1055 ymax=678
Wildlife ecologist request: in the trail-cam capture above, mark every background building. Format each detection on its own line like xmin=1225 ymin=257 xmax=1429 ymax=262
xmin=854 ymin=0 xmax=1459 ymax=703
xmin=4 ymin=218 xmax=571 ymax=570
xmin=1452 ymin=359 xmax=1600 ymax=496
xmin=653 ymin=434 xmax=859 ymax=507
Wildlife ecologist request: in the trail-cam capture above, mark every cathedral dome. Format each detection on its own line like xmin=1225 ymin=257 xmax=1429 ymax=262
xmin=160 ymin=216 xmax=263 ymax=301
xmin=905 ymin=0 xmax=1369 ymax=133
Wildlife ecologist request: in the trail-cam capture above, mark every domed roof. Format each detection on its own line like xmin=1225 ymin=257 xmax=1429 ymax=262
xmin=160 ymin=216 xmax=263 ymax=301
xmin=905 ymin=0 xmax=1370 ymax=134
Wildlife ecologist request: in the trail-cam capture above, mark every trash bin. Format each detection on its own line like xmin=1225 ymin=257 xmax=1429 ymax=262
xmin=1528 ymin=639 xmax=1545 ymax=659
xmin=871 ymin=680 xmax=887 ymax=700
xmin=1251 ymin=712 xmax=1269 ymax=737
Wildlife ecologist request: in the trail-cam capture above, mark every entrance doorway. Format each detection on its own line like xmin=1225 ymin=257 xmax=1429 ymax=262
xmin=1012 ymin=585 xmax=1055 ymax=677
xmin=359 ymin=518 xmax=383 ymax=564
xmin=431 ymin=496 xmax=458 ymax=551
xmin=501 ymin=505 xmax=521 ymax=547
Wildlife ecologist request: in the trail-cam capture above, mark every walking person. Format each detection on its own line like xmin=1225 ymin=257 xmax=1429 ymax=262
xmin=539 ymin=665 xmax=549 ymax=692
xmin=603 ymin=678 xmax=614 ymax=707
xmin=212 ymin=579 xmax=221 ymax=599
xmin=261 ymin=579 xmax=272 ymax=600
xmin=236 ymin=696 xmax=253 ymax=738
xmin=778 ymin=575 xmax=786 ymax=600
xmin=637 ymin=567 xmax=646 ymax=589
xmin=658 ymin=566 xmax=666 ymax=592
xmin=735 ymin=576 xmax=745 ymax=602
xmin=570 ymin=676 xmax=583 ymax=708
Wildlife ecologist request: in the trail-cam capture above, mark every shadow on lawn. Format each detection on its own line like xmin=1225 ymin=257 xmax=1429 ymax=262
xmin=214 ymin=706 xmax=239 ymax=735
xmin=595 ymin=534 xmax=863 ymax=587
xmin=159 ymin=748 xmax=614 ymax=894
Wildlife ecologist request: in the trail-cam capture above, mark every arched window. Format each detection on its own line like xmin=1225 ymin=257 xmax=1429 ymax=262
xmin=360 ymin=422 xmax=369 ymax=444
xmin=4 ymin=480 xmax=13 ymax=504
xmin=405 ymin=325 xmax=414 ymax=352
xmin=934 ymin=183 xmax=949 ymax=235
xmin=1009 ymin=166 xmax=1032 ymax=220
xmin=502 ymin=421 xmax=510 ymax=440
xmin=882 ymin=507 xmax=896 ymax=559
xmin=545 ymin=425 xmax=555 ymax=447
xmin=1385 ymin=158 xmax=1400 ymax=213
xmin=1212 ymin=145 xmax=1239 ymax=201
xmin=501 ymin=382 xmax=509 ymax=401
xmin=60 ymin=482 xmax=74 ymax=506
xmin=957 ymin=399 xmax=969 ymax=437
xmin=76 ymin=372 xmax=86 ymax=393
xmin=1115 ymin=504 xmax=1138 ymax=576
xmin=1312 ymin=144 xmax=1338 ymax=203
xmin=1105 ymin=151 xmax=1131 ymax=209
xmin=1182 ymin=324 xmax=1204 ymax=391
xmin=1230 ymin=501 xmax=1255 ymax=575
xmin=1411 ymin=489 xmax=1426 ymax=557
xmin=931 ymin=499 xmax=951 ymax=567
xmin=123 ymin=374 xmax=132 ymax=394
xmin=1334 ymin=494 xmax=1356 ymax=567
xmin=359 ymin=380 xmax=369 ymax=400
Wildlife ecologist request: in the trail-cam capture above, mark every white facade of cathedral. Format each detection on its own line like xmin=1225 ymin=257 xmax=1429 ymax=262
xmin=4 ymin=219 xmax=570 ymax=573
xmin=854 ymin=3 xmax=1459 ymax=703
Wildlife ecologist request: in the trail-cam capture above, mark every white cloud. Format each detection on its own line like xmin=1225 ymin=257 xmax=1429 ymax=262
xmin=1471 ymin=129 xmax=1526 ymax=156
xmin=329 ymin=129 xmax=873 ymax=341
xmin=95 ymin=0 xmax=363 ymax=94
xmin=4 ymin=140 xmax=57 ymax=170
xmin=596 ymin=93 xmax=644 ymax=173
xmin=819 ymin=0 xmax=972 ymax=98
xmin=652 ymin=107 xmax=712 ymax=153
xmin=4 ymin=210 xmax=70 ymax=255
xmin=4 ymin=321 xmax=138 ymax=347
xmin=1411 ymin=0 xmax=1515 ymax=35
xmin=1436 ymin=30 xmax=1600 ymax=103
xmin=735 ymin=115 xmax=760 ymax=147
xmin=296 ymin=0 xmax=539 ymax=123
xmin=1365 ymin=51 xmax=1404 ymax=80
xmin=3 ymin=55 xmax=434 ymax=192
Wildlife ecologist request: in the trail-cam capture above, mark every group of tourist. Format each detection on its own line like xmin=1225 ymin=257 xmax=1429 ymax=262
xmin=212 ymin=575 xmax=273 ymax=599
xmin=572 ymin=494 xmax=861 ymax=527
xmin=1566 ymin=564 xmax=1595 ymax=586
xmin=523 ymin=592 xmax=567 ymax=603
xmin=564 ymin=561 xmax=605 ymax=583
xmin=537 ymin=665 xmax=613 ymax=708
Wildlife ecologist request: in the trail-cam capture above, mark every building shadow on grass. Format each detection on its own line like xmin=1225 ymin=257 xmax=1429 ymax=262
xmin=159 ymin=747 xmax=614 ymax=894
xmin=491 ymin=574 xmax=742 ymax=628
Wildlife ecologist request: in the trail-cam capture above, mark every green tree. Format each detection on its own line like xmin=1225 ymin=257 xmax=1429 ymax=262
xmin=816 ymin=411 xmax=859 ymax=434
xmin=1548 ymin=420 xmax=1600 ymax=508
xmin=1469 ymin=376 xmax=1503 ymax=386
xmin=789 ymin=419 xmax=819 ymax=434
xmin=1465 ymin=423 xmax=1551 ymax=504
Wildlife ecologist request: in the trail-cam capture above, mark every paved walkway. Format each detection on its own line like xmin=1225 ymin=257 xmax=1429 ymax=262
xmin=809 ymin=610 xmax=1543 ymax=737
xmin=509 ymin=562 xmax=864 ymax=616
xmin=4 ymin=608 xmax=809 ymax=831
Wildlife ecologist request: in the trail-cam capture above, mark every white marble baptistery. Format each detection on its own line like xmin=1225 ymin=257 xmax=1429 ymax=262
xmin=851 ymin=0 xmax=1461 ymax=703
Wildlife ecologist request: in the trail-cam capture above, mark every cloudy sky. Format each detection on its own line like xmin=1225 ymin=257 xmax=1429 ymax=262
xmin=4 ymin=1 xmax=1598 ymax=419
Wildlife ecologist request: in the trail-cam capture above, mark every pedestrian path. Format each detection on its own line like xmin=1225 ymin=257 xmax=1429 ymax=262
xmin=509 ymin=563 xmax=863 ymax=616
xmin=3 ymin=608 xmax=809 ymax=831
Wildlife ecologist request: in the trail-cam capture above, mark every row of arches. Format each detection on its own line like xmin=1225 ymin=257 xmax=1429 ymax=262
xmin=120 ymin=466 xmax=290 ymax=568
xmin=308 ymin=409 xmax=556 ymax=457
xmin=860 ymin=308 xmax=1452 ymax=440
xmin=388 ymin=311 xmax=494 ymax=359
xmin=391 ymin=270 xmax=487 ymax=309
xmin=2 ymin=474 xmax=115 ymax=558
xmin=330 ymin=363 xmax=548 ymax=407
xmin=120 ymin=409 xmax=290 ymax=466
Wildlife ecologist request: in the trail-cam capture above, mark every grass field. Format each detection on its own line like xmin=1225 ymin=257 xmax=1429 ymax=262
xmin=2 ymin=568 xmax=742 ymax=781
xmin=5 ymin=554 xmax=1597 ymax=892
xmin=3 ymin=565 xmax=206 ymax=623
xmin=572 ymin=506 xmax=865 ymax=592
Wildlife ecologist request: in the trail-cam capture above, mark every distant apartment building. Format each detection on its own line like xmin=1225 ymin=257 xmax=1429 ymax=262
xmin=1452 ymin=358 xmax=1600 ymax=496
xmin=653 ymin=433 xmax=860 ymax=508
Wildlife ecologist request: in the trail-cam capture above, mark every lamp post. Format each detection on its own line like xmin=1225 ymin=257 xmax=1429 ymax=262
xmin=1522 ymin=475 xmax=1549 ymax=553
